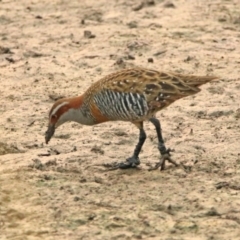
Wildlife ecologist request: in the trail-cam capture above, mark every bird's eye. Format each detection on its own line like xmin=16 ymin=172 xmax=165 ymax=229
xmin=52 ymin=114 xmax=57 ymax=119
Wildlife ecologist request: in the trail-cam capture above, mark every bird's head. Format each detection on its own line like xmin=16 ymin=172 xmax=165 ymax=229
xmin=45 ymin=96 xmax=83 ymax=144
xmin=45 ymin=99 xmax=71 ymax=144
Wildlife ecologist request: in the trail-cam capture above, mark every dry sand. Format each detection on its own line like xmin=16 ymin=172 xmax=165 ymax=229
xmin=1 ymin=0 xmax=240 ymax=239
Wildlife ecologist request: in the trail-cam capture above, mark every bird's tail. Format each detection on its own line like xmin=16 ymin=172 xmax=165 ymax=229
xmin=176 ymin=74 xmax=219 ymax=88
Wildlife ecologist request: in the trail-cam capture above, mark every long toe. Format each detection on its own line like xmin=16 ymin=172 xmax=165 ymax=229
xmin=126 ymin=156 xmax=140 ymax=166
xmin=103 ymin=156 xmax=140 ymax=170
xmin=148 ymin=153 xmax=178 ymax=171
xmin=165 ymin=156 xmax=179 ymax=169
xmin=115 ymin=156 xmax=140 ymax=169
xmin=118 ymin=162 xmax=137 ymax=169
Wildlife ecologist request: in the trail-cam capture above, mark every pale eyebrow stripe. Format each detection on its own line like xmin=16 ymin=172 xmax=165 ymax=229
xmin=50 ymin=102 xmax=68 ymax=117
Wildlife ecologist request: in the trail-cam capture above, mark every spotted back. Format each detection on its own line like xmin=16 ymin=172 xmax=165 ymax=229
xmin=84 ymin=68 xmax=218 ymax=120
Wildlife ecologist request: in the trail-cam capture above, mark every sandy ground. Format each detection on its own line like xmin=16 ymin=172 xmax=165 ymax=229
xmin=1 ymin=0 xmax=240 ymax=239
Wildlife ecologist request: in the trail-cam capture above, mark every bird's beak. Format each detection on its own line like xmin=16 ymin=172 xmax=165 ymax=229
xmin=45 ymin=124 xmax=55 ymax=144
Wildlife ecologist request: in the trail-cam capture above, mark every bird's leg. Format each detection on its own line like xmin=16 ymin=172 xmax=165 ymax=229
xmin=104 ymin=122 xmax=146 ymax=170
xmin=120 ymin=127 xmax=146 ymax=169
xmin=149 ymin=118 xmax=178 ymax=170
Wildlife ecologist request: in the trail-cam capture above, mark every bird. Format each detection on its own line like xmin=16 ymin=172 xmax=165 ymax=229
xmin=45 ymin=67 xmax=218 ymax=170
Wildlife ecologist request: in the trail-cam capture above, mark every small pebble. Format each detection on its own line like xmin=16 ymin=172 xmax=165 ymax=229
xmin=132 ymin=2 xmax=144 ymax=11
xmin=148 ymin=58 xmax=154 ymax=63
xmin=163 ymin=1 xmax=176 ymax=8
xmin=74 ymin=196 xmax=80 ymax=201
xmin=84 ymin=30 xmax=96 ymax=39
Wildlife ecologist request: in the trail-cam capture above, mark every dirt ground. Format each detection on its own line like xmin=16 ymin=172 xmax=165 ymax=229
xmin=1 ymin=0 xmax=240 ymax=239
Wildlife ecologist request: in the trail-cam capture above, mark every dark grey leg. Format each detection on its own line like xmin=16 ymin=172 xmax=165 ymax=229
xmin=149 ymin=118 xmax=178 ymax=170
xmin=118 ymin=127 xmax=146 ymax=169
xmin=104 ymin=122 xmax=146 ymax=170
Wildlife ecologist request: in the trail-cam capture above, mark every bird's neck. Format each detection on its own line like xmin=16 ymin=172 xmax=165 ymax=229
xmin=58 ymin=95 xmax=96 ymax=126
xmin=67 ymin=95 xmax=84 ymax=109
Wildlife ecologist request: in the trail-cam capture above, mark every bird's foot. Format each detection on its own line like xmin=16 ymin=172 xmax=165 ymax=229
xmin=148 ymin=148 xmax=178 ymax=171
xmin=103 ymin=156 xmax=140 ymax=170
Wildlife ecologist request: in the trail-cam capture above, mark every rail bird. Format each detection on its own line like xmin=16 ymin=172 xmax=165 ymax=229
xmin=45 ymin=68 xmax=218 ymax=170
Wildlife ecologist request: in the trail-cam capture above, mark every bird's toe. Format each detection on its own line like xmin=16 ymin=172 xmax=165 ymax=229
xmin=148 ymin=153 xmax=178 ymax=171
xmin=103 ymin=156 xmax=140 ymax=170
